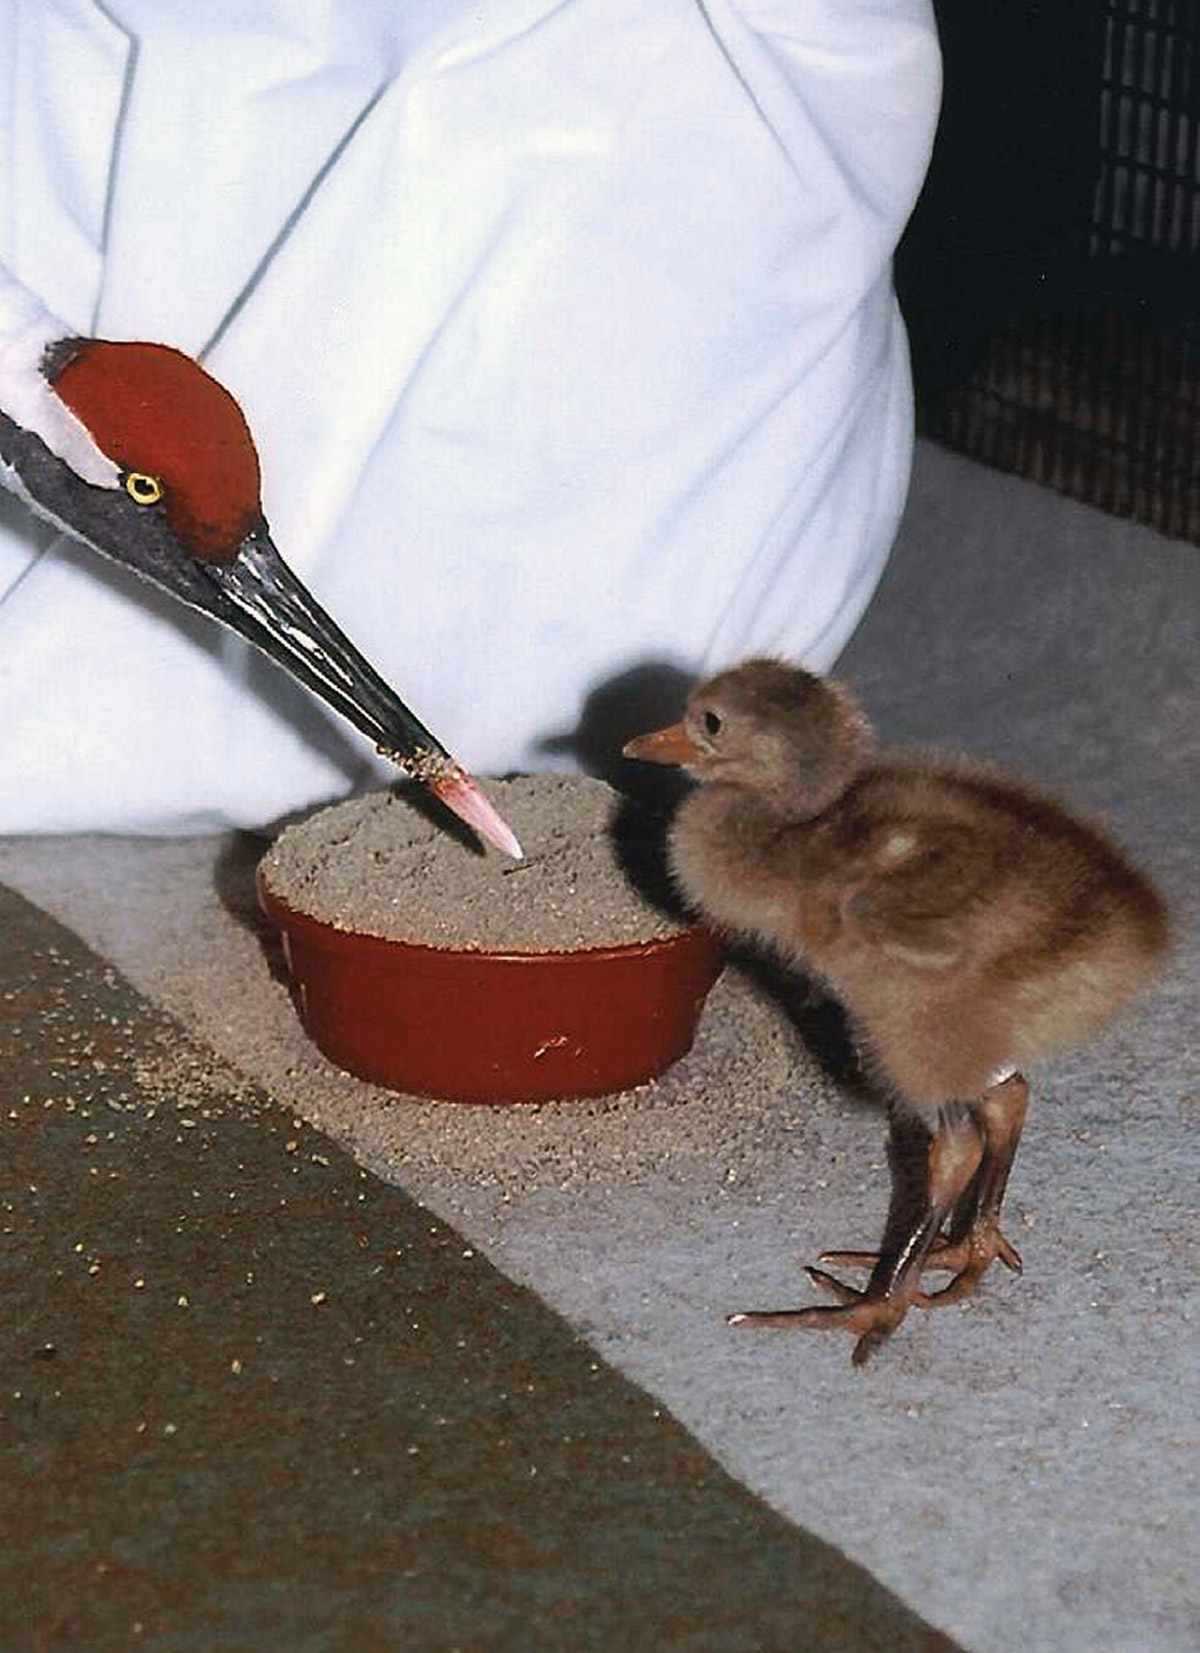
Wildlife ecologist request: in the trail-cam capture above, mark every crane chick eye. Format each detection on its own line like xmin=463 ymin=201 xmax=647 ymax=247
xmin=703 ymin=710 xmax=723 ymax=737
xmin=123 ymin=471 xmax=164 ymax=507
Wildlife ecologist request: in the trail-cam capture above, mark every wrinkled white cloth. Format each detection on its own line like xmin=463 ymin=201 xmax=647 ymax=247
xmin=0 ymin=0 xmax=939 ymax=833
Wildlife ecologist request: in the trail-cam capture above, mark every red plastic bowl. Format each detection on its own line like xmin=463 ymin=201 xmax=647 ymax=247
xmin=257 ymin=872 xmax=725 ymax=1104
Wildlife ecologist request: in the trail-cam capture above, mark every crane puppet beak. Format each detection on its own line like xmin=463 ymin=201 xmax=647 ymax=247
xmin=211 ymin=526 xmax=523 ymax=858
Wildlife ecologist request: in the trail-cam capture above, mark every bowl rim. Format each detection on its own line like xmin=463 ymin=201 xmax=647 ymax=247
xmin=256 ymin=865 xmax=717 ymax=967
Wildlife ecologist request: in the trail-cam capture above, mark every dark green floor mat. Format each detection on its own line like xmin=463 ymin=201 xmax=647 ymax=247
xmin=1 ymin=883 xmax=960 ymax=1653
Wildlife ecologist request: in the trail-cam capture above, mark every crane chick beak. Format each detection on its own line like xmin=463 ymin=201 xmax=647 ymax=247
xmin=622 ymin=723 xmax=701 ymax=766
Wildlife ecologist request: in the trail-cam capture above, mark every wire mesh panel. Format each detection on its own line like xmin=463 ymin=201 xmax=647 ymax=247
xmin=898 ymin=0 xmax=1200 ymax=544
xmin=1093 ymin=0 xmax=1200 ymax=260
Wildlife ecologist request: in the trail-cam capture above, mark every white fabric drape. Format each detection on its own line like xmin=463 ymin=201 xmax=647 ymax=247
xmin=0 ymin=0 xmax=939 ymax=832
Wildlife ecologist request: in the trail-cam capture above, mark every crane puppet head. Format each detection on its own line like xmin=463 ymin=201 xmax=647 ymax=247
xmin=0 ymin=270 xmax=520 ymax=856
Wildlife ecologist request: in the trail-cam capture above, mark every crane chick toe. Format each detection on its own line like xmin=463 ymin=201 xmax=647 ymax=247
xmin=729 ymin=1288 xmax=918 ymax=1366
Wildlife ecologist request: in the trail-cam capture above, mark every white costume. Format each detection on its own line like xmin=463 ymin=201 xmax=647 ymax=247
xmin=0 ymin=0 xmax=939 ymax=833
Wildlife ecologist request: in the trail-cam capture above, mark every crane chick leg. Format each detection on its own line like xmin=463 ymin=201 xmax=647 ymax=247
xmin=919 ymin=1073 xmax=1028 ymax=1304
xmin=729 ymin=1104 xmax=985 ymax=1365
xmin=818 ymin=1074 xmax=1029 ymax=1305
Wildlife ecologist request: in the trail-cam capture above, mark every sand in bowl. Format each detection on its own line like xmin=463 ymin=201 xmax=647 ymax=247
xmin=261 ymin=775 xmax=688 ymax=951
xmin=258 ymin=775 xmax=724 ymax=1102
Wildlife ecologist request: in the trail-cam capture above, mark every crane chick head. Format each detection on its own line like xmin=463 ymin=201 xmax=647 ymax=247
xmin=628 ymin=657 xmax=875 ymax=819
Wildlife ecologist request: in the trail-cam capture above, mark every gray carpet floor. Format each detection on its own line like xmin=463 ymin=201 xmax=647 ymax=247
xmin=2 ymin=440 xmax=1197 ymax=1651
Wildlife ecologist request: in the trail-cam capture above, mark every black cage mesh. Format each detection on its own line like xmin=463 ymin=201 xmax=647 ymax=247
xmin=898 ymin=0 xmax=1200 ymax=543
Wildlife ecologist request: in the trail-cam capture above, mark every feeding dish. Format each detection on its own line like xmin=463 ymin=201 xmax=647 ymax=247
xmin=257 ymin=776 xmax=724 ymax=1104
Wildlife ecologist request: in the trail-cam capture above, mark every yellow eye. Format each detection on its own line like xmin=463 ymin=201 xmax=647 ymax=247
xmin=124 ymin=471 xmax=164 ymax=507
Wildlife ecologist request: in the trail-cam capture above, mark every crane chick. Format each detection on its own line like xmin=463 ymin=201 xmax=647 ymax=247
xmin=625 ymin=658 xmax=1170 ymax=1364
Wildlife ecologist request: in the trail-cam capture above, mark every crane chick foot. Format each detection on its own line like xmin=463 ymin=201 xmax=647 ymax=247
xmin=728 ymin=1101 xmax=988 ymax=1364
xmin=816 ymin=1223 xmax=1024 ymax=1295
xmin=919 ymin=1226 xmax=1023 ymax=1305
xmin=815 ymin=1226 xmax=1022 ymax=1310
